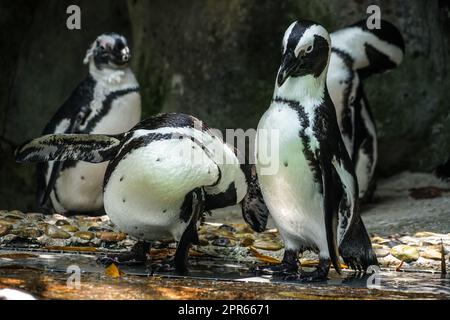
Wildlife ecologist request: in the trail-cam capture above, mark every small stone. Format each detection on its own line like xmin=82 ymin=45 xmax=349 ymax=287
xmin=55 ymin=219 xmax=70 ymax=226
xmin=235 ymin=233 xmax=255 ymax=240
xmin=390 ymin=245 xmax=420 ymax=263
xmin=98 ymin=231 xmax=126 ymax=242
xmin=74 ymin=231 xmax=95 ymax=241
xmin=7 ymin=210 xmax=25 ymax=218
xmin=375 ymin=248 xmax=390 ymax=258
xmin=60 ymin=225 xmax=79 ymax=233
xmin=87 ymin=226 xmax=112 ymax=233
xmin=415 ymin=231 xmax=438 ymax=238
xmin=219 ymin=224 xmax=236 ymax=233
xmin=44 ymin=224 xmax=71 ymax=239
xmin=12 ymin=227 xmax=43 ymax=239
xmin=198 ymin=237 xmax=209 ymax=246
xmin=204 ymin=233 xmax=219 ymax=241
xmin=0 ymin=224 xmax=12 ymax=237
xmin=371 ymin=236 xmax=390 ymax=244
xmin=253 ymin=240 xmax=284 ymax=251
xmin=420 ymin=248 xmax=442 ymax=260
xmin=212 ymin=237 xmax=235 ymax=247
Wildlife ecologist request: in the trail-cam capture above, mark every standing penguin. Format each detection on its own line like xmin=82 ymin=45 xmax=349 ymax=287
xmin=16 ymin=113 xmax=248 ymax=274
xmin=255 ymin=20 xmax=378 ymax=281
xmin=328 ymin=19 xmax=405 ymax=202
xmin=37 ymin=33 xmax=141 ymax=214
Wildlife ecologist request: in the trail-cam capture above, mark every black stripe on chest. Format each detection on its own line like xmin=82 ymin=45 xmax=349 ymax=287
xmin=82 ymin=86 xmax=140 ymax=134
xmin=273 ymin=97 xmax=323 ymax=193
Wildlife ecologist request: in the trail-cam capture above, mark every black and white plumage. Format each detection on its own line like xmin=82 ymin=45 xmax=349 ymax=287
xmin=255 ymin=20 xmax=378 ymax=281
xmin=37 ymin=33 xmax=141 ymax=214
xmin=328 ymin=19 xmax=405 ymax=202
xmin=16 ymin=113 xmax=248 ymax=274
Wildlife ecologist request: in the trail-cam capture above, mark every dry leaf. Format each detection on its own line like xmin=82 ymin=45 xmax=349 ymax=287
xmin=104 ymin=264 xmax=125 ymax=278
xmin=249 ymin=246 xmax=280 ymax=264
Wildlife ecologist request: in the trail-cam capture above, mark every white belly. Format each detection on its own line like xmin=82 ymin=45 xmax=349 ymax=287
xmin=52 ymin=162 xmax=107 ymax=212
xmin=104 ymin=138 xmax=218 ymax=241
xmin=256 ymin=105 xmax=328 ymax=254
xmin=51 ymin=92 xmax=141 ymax=213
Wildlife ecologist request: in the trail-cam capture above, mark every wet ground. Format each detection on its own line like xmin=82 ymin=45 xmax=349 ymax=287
xmin=0 ymin=172 xmax=449 ymax=300
xmin=0 ymin=249 xmax=448 ymax=300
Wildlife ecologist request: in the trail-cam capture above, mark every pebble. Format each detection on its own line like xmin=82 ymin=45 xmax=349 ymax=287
xmin=390 ymin=245 xmax=420 ymax=263
xmin=219 ymin=224 xmax=236 ymax=233
xmin=375 ymin=248 xmax=390 ymax=258
xmin=420 ymin=248 xmax=442 ymax=260
xmin=74 ymin=231 xmax=95 ymax=241
xmin=198 ymin=237 xmax=210 ymax=246
xmin=0 ymin=224 xmax=12 ymax=237
xmin=55 ymin=220 xmax=70 ymax=226
xmin=204 ymin=233 xmax=219 ymax=241
xmin=97 ymin=231 xmax=126 ymax=242
xmin=7 ymin=210 xmax=25 ymax=219
xmin=44 ymin=224 xmax=71 ymax=239
xmin=60 ymin=225 xmax=79 ymax=233
xmin=12 ymin=227 xmax=43 ymax=239
xmin=253 ymin=240 xmax=284 ymax=251
xmin=371 ymin=236 xmax=390 ymax=244
xmin=212 ymin=237 xmax=235 ymax=247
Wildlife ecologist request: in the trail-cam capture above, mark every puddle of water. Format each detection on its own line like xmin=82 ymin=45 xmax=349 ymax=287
xmin=0 ymin=249 xmax=448 ymax=299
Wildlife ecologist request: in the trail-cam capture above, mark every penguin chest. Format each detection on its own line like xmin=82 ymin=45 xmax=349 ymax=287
xmin=256 ymin=106 xmax=326 ymax=247
xmin=103 ymin=138 xmax=218 ymax=241
xmin=91 ymin=91 xmax=141 ymax=135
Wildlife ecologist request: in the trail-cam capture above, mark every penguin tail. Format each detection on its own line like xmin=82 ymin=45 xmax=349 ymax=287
xmin=339 ymin=215 xmax=378 ymax=272
xmin=15 ymin=133 xmax=123 ymax=164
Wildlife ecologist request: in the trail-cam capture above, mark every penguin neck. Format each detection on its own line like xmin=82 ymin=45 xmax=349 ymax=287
xmin=89 ymin=61 xmax=134 ymax=87
xmin=274 ymin=71 xmax=327 ymax=108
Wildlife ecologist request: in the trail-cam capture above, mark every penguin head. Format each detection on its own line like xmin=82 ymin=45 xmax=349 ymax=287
xmin=277 ymin=20 xmax=331 ymax=87
xmin=84 ymin=33 xmax=131 ymax=69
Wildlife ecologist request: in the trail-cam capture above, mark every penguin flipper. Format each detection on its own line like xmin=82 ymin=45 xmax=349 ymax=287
xmin=321 ymin=154 xmax=342 ymax=275
xmin=15 ymin=134 xmax=123 ymax=164
xmin=240 ymin=164 xmax=270 ymax=233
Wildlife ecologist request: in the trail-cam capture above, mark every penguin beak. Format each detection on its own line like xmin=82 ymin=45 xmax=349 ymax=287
xmin=277 ymin=51 xmax=299 ymax=87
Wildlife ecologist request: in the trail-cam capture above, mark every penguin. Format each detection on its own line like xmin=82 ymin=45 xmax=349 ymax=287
xmin=37 ymin=33 xmax=141 ymax=214
xmin=15 ymin=113 xmax=248 ymax=274
xmin=255 ymin=20 xmax=378 ymax=281
xmin=327 ymin=19 xmax=405 ymax=202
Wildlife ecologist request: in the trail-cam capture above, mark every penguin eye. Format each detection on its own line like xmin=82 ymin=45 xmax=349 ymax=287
xmin=306 ymin=45 xmax=313 ymax=53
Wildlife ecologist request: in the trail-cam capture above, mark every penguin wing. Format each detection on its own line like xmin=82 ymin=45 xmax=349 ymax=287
xmin=240 ymin=164 xmax=270 ymax=233
xmin=15 ymin=134 xmax=123 ymax=164
xmin=37 ymin=77 xmax=96 ymax=209
xmin=319 ymin=146 xmax=342 ymax=275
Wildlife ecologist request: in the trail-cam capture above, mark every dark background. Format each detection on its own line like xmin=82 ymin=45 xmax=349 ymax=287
xmin=0 ymin=0 xmax=449 ymax=211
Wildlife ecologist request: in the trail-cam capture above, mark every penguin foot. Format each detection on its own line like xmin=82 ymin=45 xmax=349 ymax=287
xmin=254 ymin=249 xmax=299 ymax=276
xmin=283 ymin=259 xmax=330 ymax=282
xmin=97 ymin=241 xmax=150 ymax=266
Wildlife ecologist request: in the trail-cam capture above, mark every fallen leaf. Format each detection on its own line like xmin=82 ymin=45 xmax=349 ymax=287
xmin=249 ymin=247 xmax=280 ymax=264
xmin=104 ymin=264 xmax=125 ymax=278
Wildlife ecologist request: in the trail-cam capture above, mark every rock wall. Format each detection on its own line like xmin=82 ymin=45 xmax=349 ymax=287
xmin=0 ymin=0 xmax=449 ymax=210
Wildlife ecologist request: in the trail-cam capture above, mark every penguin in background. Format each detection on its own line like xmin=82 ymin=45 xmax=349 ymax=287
xmin=16 ymin=113 xmax=250 ymax=274
xmin=37 ymin=33 xmax=141 ymax=214
xmin=255 ymin=20 xmax=378 ymax=281
xmin=328 ymin=19 xmax=405 ymax=202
